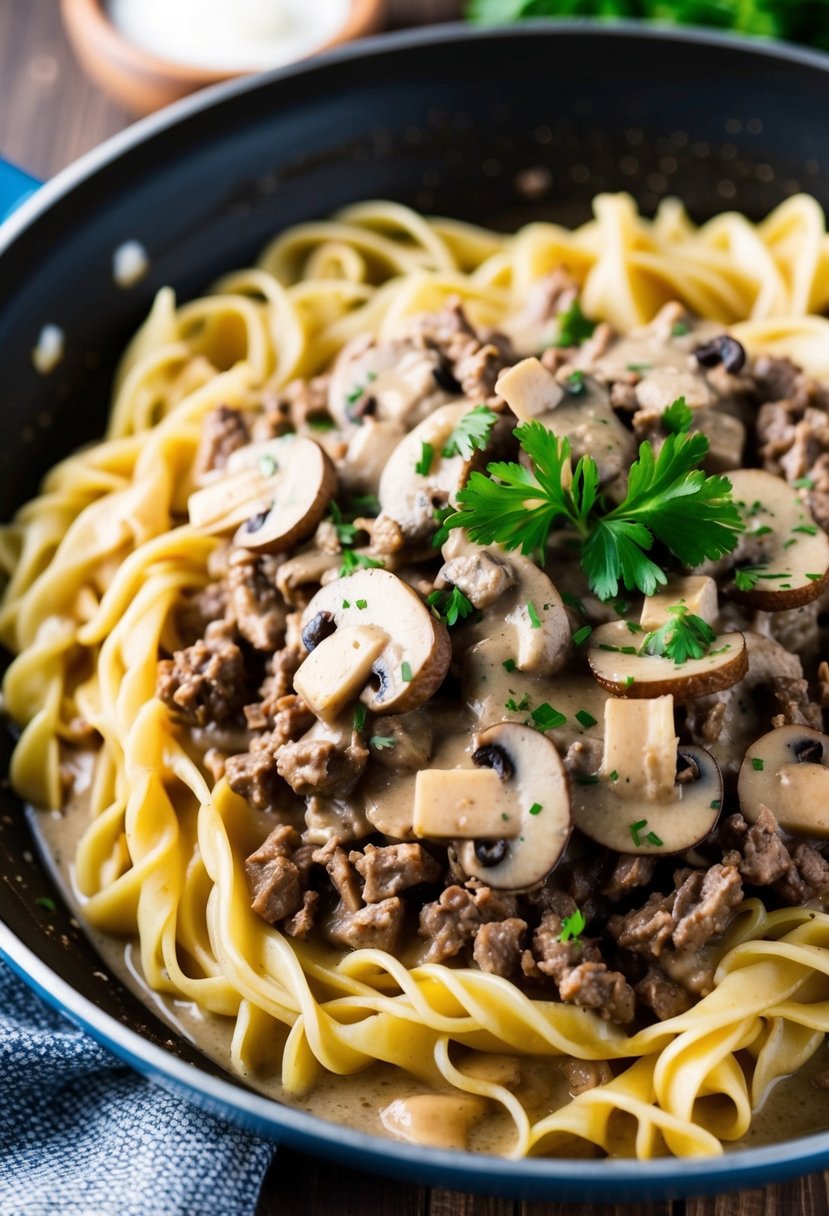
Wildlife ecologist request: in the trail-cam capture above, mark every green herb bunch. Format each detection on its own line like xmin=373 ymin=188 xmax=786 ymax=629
xmin=466 ymin=0 xmax=829 ymax=50
xmin=436 ymin=421 xmax=744 ymax=601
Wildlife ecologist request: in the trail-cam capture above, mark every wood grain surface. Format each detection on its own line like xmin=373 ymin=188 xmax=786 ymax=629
xmin=1 ymin=2 xmax=828 ymax=1213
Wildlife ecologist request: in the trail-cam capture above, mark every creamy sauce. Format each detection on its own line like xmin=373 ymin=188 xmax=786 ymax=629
xmin=107 ymin=0 xmax=351 ymax=72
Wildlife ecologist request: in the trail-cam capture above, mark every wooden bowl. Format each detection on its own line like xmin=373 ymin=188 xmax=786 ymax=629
xmin=60 ymin=0 xmax=386 ymax=115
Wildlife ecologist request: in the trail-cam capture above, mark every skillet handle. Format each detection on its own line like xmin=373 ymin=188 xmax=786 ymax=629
xmin=0 ymin=158 xmax=41 ymax=222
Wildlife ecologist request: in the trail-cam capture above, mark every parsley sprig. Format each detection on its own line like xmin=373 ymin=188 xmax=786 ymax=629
xmin=640 ymin=604 xmax=717 ymax=664
xmin=436 ymin=422 xmax=744 ymax=600
xmin=442 ymin=405 xmax=498 ymax=460
xmin=426 ymin=585 xmax=475 ymax=627
xmin=662 ymin=395 xmax=693 ymax=436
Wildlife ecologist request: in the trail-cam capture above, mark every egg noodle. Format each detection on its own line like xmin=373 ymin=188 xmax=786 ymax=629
xmin=4 ymin=192 xmax=829 ymax=1159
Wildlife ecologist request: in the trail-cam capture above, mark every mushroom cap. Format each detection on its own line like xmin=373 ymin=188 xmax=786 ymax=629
xmin=378 ymin=402 xmax=488 ymax=543
xmin=455 ymin=722 xmax=571 ymax=891
xmin=738 ymin=724 xmax=829 ymax=838
xmin=187 ymin=434 xmax=336 ymax=554
xmin=572 ymin=743 xmax=723 ymax=855
xmin=726 ymin=469 xmax=829 ymax=610
xmin=300 ymin=568 xmax=451 ymax=715
xmin=587 ymin=620 xmax=748 ymax=699
xmin=328 ymin=335 xmax=452 ymax=430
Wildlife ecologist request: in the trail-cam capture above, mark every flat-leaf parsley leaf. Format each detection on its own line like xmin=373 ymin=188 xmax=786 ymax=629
xmin=442 ymin=405 xmax=498 ymax=460
xmin=640 ymin=604 xmax=717 ymax=664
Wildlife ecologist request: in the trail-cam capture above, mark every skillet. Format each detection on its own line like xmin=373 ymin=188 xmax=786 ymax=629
xmin=2 ymin=20 xmax=829 ymax=1200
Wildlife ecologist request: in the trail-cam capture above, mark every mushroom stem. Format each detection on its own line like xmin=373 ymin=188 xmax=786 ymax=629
xmin=601 ymin=695 xmax=678 ymax=803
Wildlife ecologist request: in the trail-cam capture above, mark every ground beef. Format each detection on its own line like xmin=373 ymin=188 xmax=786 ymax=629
xmin=351 ymin=843 xmax=440 ymax=903
xmin=558 ymin=962 xmax=635 ymax=1024
xmin=438 ymin=550 xmax=516 ymax=610
xmin=193 ymin=404 xmax=251 ymax=477
xmin=283 ymin=890 xmax=319 ymax=938
xmin=367 ymin=713 xmax=433 ymax=772
xmin=225 ymin=747 xmax=285 ymax=813
xmin=252 ymin=375 xmax=332 ymax=436
xmin=472 ymin=918 xmax=527 ymax=978
xmin=635 ymin=969 xmax=693 ymax=1020
xmin=754 ymin=356 xmax=829 ymax=523
xmin=177 ymin=581 xmax=230 ymax=643
xmin=609 ymin=863 xmax=743 ymax=961
xmin=276 ymin=732 xmax=368 ymax=797
xmin=602 ymin=854 xmax=658 ymax=903
xmin=418 ymin=883 xmax=517 ymax=963
xmin=324 ymin=897 xmax=404 ymax=953
xmin=157 ymin=630 xmax=249 ymax=727
xmin=312 ymin=838 xmax=363 ymax=912
xmin=368 ymin=514 xmax=405 ymax=555
xmin=402 ymin=299 xmax=514 ymax=402
xmin=561 ymin=1059 xmax=614 ymax=1096
xmin=244 ymin=648 xmax=304 ymax=731
xmin=245 ymin=826 xmax=304 ymax=925
xmin=721 ymin=807 xmax=829 ymax=903
xmin=227 ymin=550 xmax=286 ymax=651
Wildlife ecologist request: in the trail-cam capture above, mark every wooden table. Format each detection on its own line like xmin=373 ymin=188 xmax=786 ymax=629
xmin=1 ymin=2 xmax=828 ymax=1214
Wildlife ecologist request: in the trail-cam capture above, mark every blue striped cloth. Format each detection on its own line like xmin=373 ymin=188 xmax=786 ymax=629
xmin=0 ymin=961 xmax=274 ymax=1216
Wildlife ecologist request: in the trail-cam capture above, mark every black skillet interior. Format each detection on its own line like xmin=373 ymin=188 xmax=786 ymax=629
xmin=2 ymin=14 xmax=829 ymax=1162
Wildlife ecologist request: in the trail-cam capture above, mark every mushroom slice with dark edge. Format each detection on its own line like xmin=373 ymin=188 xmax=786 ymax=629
xmin=496 ymin=357 xmax=634 ymax=486
xmin=725 ymin=469 xmax=829 ymax=610
xmin=432 ymin=722 xmax=572 ymax=891
xmin=738 ymin=724 xmax=829 ymax=838
xmin=587 ymin=620 xmax=747 ymax=699
xmin=441 ymin=532 xmax=571 ymax=678
xmin=187 ymin=435 xmax=336 ymax=553
xmin=571 ymin=695 xmax=722 ymax=855
xmin=378 ymin=402 xmax=493 ymax=545
xmin=296 ymin=568 xmax=451 ymax=716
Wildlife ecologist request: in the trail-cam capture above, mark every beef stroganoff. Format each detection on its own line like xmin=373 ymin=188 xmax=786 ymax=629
xmin=5 ymin=193 xmax=829 ymax=1159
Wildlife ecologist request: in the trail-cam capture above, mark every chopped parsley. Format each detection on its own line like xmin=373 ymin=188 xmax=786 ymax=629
xmin=572 ymin=624 xmax=592 ymax=646
xmin=530 ymin=703 xmax=566 ymax=730
xmin=559 ymin=908 xmax=586 ymax=942
xmin=806 ymin=572 xmax=823 ymax=582
xmin=734 ymin=565 xmax=765 ymax=591
xmin=441 ymin=405 xmax=498 ymax=460
xmin=370 ymin=735 xmax=396 ymax=750
xmin=526 ymin=600 xmax=542 ymax=629
xmin=401 ymin=661 xmax=413 ymax=683
xmin=528 ymin=802 xmax=543 ymax=817
xmin=356 ymin=599 xmax=368 ymax=610
xmin=575 ymin=709 xmax=597 ymax=728
xmin=624 ymin=675 xmax=635 ymax=688
xmin=671 ymin=321 xmax=689 ymax=337
xmin=329 ymin=502 xmax=361 ymax=546
xmin=626 ymin=361 xmax=652 ymax=372
xmin=608 ymin=769 xmax=619 ymax=782
xmin=793 ymin=524 xmax=818 ymax=536
xmin=640 ymin=604 xmax=717 ymax=664
xmin=307 ymin=415 xmax=336 ymax=431
xmin=629 ymin=820 xmax=663 ymax=848
xmin=793 ymin=476 xmax=815 ymax=490
xmin=552 ymin=297 xmax=596 ymax=348
xmin=662 ymin=395 xmax=693 ymax=436
xmin=415 ymin=441 xmax=434 ymax=477
xmin=506 ymin=693 xmax=531 ymax=712
xmin=752 ymin=757 xmax=765 ymax=771
xmin=564 ymin=369 xmax=586 ymax=395
xmin=427 ymin=585 xmax=475 ymax=627
xmin=353 ymin=704 xmax=366 ymax=732
xmin=339 ymin=549 xmax=385 ymax=577
xmin=347 ymin=493 xmax=381 ymax=518
xmin=502 ymin=658 xmax=517 ymax=672
xmin=436 ymin=424 xmax=744 ymax=601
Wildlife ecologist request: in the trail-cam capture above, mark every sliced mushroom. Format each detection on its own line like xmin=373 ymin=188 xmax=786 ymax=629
xmin=587 ymin=620 xmax=748 ymax=699
xmin=380 ymin=1094 xmax=488 ymax=1151
xmin=188 ymin=435 xmax=336 ymax=554
xmin=442 ymin=533 xmax=570 ymax=679
xmin=328 ymin=334 xmax=454 ymax=430
xmin=453 ymin=723 xmax=571 ymax=890
xmin=339 ymin=417 xmax=406 ymax=497
xmin=293 ymin=625 xmax=389 ymax=722
xmin=724 ymin=469 xmax=829 ymax=609
xmin=639 ymin=575 xmax=719 ymax=631
xmin=378 ymin=402 xmax=489 ymax=544
xmin=297 ymin=568 xmax=450 ymax=715
xmin=495 ymin=357 xmax=563 ymax=420
xmin=634 ymin=368 xmax=712 ymax=413
xmin=413 ymin=767 xmax=521 ymax=840
xmin=571 ymin=695 xmax=723 ymax=855
xmin=738 ymin=724 xmax=829 ymax=838
xmin=497 ymin=359 xmax=634 ymax=485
